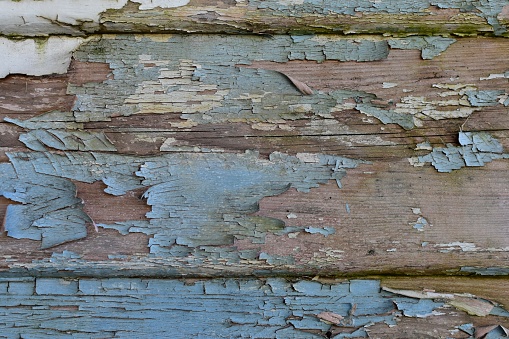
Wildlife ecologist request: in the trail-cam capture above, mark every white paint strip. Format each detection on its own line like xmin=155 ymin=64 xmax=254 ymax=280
xmin=134 ymin=0 xmax=190 ymax=10
xmin=0 ymin=37 xmax=86 ymax=78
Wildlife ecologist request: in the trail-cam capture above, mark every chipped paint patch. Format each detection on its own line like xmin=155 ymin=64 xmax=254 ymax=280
xmin=383 ymin=286 xmax=505 ymax=317
xmin=5 ymin=112 xmax=116 ymax=152
xmin=410 ymin=208 xmax=431 ymax=231
xmin=409 ymin=132 xmax=509 ymax=172
xmin=0 ymin=37 xmax=85 ymax=78
xmin=0 ymin=161 xmax=91 ymax=249
xmin=436 ymin=242 xmax=478 ymax=252
xmin=389 ymin=37 xmax=456 ymax=60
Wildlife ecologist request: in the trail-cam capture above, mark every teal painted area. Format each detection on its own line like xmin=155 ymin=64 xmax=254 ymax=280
xmin=355 ymin=103 xmax=415 ymax=130
xmin=412 ymin=132 xmax=509 ymax=172
xmin=465 ymin=90 xmax=506 ymax=107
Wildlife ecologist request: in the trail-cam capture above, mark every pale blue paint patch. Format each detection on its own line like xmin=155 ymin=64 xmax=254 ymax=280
xmin=259 ymin=252 xmax=295 ymax=265
xmin=5 ymin=112 xmax=116 ymax=152
xmin=0 ymin=161 xmax=91 ymax=249
xmin=389 ymin=37 xmax=456 ymax=59
xmin=413 ymin=216 xmax=429 ymax=231
xmin=349 ymin=279 xmax=380 ymax=296
xmin=0 ymin=277 xmax=505 ymax=338
xmin=36 ymin=278 xmax=79 ymax=295
xmin=394 ymin=298 xmax=444 ymax=317
xmin=7 ymin=279 xmax=35 ymax=295
xmin=345 ymin=203 xmax=350 ymax=214
xmin=458 ymin=323 xmax=475 ymax=335
xmin=485 ymin=326 xmax=509 ymax=339
xmin=411 ymin=132 xmax=509 ymax=172
xmin=491 ymin=306 xmax=509 ymax=317
xmin=131 ymin=151 xmax=363 ymax=253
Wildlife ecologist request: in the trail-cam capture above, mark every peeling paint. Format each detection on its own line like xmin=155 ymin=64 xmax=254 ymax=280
xmin=384 ymin=286 xmax=506 ymax=317
xmin=0 ymin=150 xmax=364 ymax=252
xmin=409 ymin=132 xmax=509 ymax=172
xmin=389 ymin=36 xmax=456 ymax=59
xmin=0 ymin=161 xmax=91 ymax=249
xmin=70 ymin=35 xmax=392 ymax=129
xmin=1 ymin=0 xmax=508 ymax=36
xmin=461 ymin=267 xmax=509 ymax=276
xmin=5 ymin=111 xmax=116 ymax=152
xmin=0 ymin=278 xmax=503 ymax=338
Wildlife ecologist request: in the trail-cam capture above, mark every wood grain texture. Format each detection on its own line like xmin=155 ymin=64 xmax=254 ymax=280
xmin=2 ymin=2 xmax=509 ymax=336
xmin=1 ymin=35 xmax=509 ymax=279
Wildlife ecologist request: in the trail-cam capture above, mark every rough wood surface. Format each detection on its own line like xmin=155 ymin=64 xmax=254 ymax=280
xmin=2 ymin=2 xmax=509 ymax=336
xmin=1 ymin=35 xmax=509 ymax=279
xmin=3 ymin=0 xmax=509 ymax=36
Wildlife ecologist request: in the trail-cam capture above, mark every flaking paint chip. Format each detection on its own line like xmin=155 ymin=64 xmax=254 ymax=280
xmin=279 ymin=72 xmax=314 ymax=95
xmin=317 ymin=311 xmax=344 ymax=325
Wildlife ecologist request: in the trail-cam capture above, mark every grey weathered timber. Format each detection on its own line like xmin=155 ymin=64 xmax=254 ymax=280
xmin=1 ymin=0 xmax=509 ymax=337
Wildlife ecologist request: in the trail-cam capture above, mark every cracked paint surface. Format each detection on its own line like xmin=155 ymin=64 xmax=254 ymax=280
xmin=409 ymin=131 xmax=509 ymax=172
xmin=0 ymin=150 xmax=364 ymax=252
xmin=2 ymin=0 xmax=509 ymax=36
xmin=0 ymin=277 xmax=506 ymax=338
xmin=2 ymin=35 xmax=505 ymax=134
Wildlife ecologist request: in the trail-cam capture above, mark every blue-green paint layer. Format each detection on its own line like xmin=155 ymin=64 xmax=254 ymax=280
xmin=0 ymin=151 xmax=364 ymax=251
xmin=410 ymin=132 xmax=509 ymax=172
xmin=0 ymin=277 xmax=503 ymax=338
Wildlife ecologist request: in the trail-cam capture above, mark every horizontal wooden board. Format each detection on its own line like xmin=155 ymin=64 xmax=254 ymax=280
xmin=2 ymin=0 xmax=509 ymax=36
xmin=0 ymin=276 xmax=507 ymax=338
xmin=1 ymin=34 xmax=509 ymax=279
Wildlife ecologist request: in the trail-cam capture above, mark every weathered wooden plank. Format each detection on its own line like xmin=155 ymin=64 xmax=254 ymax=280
xmin=1 ymin=34 xmax=509 ymax=277
xmin=2 ymin=0 xmax=509 ymax=36
xmin=0 ymin=277 xmax=506 ymax=338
